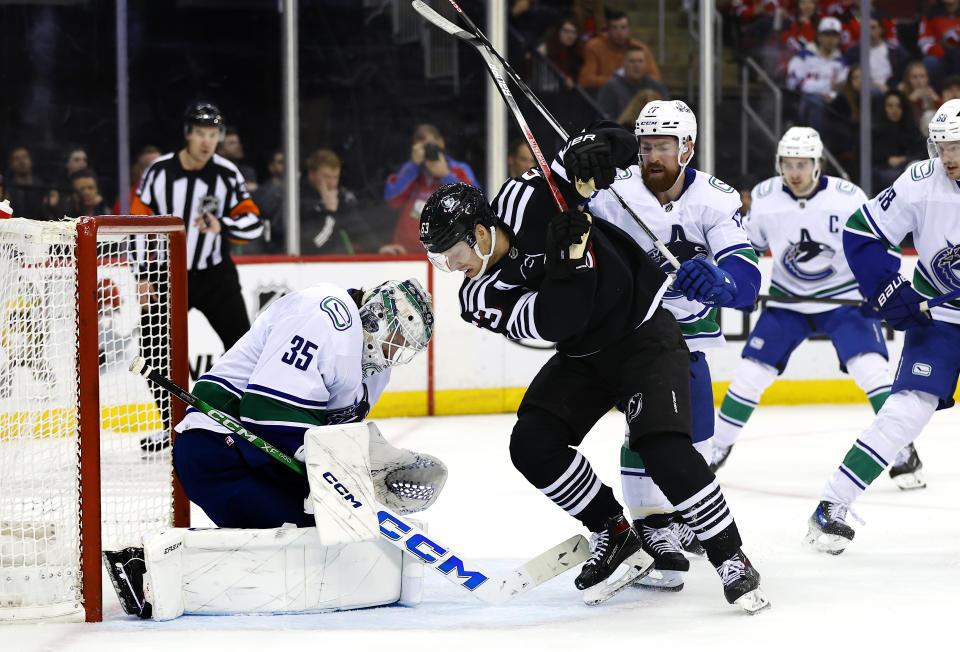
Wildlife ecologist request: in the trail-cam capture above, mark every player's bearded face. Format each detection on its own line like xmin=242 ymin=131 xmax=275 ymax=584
xmin=640 ymin=136 xmax=682 ymax=193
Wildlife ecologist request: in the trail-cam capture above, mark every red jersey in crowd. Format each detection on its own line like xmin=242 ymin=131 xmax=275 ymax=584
xmin=919 ymin=12 xmax=960 ymax=59
xmin=383 ymin=157 xmax=478 ymax=253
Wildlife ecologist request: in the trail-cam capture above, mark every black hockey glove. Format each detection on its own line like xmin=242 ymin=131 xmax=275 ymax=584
xmin=562 ymin=134 xmax=616 ymax=197
xmin=545 ymin=209 xmax=593 ymax=279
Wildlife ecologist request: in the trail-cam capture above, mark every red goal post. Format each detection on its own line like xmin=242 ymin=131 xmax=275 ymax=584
xmin=0 ymin=216 xmax=189 ymax=622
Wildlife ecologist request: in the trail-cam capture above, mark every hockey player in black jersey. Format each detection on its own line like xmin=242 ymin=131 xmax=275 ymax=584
xmin=419 ymin=123 xmax=769 ymax=612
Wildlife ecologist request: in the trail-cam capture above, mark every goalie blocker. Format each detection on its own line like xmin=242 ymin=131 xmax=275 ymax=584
xmin=104 ymin=422 xmax=447 ymax=619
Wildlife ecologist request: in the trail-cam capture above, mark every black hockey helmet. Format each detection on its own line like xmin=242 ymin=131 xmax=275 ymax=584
xmin=419 ymin=183 xmax=496 ymax=254
xmin=183 ymin=102 xmax=225 ymax=138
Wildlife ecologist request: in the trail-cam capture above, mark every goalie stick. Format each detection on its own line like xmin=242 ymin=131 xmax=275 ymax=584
xmin=412 ymin=0 xmax=682 ymax=270
xmin=128 ymin=356 xmax=590 ymax=605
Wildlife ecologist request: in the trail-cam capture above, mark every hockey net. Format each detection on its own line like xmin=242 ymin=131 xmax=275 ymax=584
xmin=0 ymin=216 xmax=189 ymax=623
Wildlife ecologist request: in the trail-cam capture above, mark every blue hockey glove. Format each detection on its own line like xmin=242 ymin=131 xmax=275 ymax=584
xmin=870 ymin=274 xmax=933 ymax=330
xmin=674 ymin=258 xmax=737 ymax=306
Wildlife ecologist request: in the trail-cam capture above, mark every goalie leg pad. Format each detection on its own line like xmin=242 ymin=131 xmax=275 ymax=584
xmin=305 ymin=423 xmax=381 ymax=545
xmin=140 ymin=526 xmax=413 ymax=619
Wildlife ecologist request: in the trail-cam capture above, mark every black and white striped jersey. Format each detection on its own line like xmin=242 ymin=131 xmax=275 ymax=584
xmin=132 ymin=151 xmax=263 ymax=271
xmin=457 ymin=168 xmax=670 ymax=356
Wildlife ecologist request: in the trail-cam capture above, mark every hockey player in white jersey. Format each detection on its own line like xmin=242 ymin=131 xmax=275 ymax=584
xmin=710 ymin=127 xmax=923 ymax=489
xmin=806 ymin=100 xmax=960 ymax=554
xmin=104 ymin=278 xmax=443 ymax=618
xmin=557 ymin=100 xmax=766 ymax=605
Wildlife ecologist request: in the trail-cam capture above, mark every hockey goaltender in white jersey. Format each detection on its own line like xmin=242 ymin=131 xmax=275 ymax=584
xmin=104 ymin=279 xmax=451 ymax=619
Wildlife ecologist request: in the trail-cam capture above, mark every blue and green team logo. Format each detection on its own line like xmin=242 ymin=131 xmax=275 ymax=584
xmin=836 ymin=179 xmax=857 ymax=194
xmin=755 ymin=179 xmax=773 ymax=198
xmin=321 ymin=296 xmax=353 ymax=331
xmin=615 ymin=168 xmax=632 ymax=180
xmin=910 ymin=159 xmax=935 ymax=181
xmin=708 ymin=176 xmax=735 ymax=193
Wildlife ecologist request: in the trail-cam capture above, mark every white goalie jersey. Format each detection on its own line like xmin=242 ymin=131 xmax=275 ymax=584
xmin=581 ymin=166 xmax=756 ymax=350
xmin=747 ymin=175 xmax=870 ymax=313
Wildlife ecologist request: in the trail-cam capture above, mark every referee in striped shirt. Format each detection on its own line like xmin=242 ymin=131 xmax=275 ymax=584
xmin=132 ymin=102 xmax=263 ymax=350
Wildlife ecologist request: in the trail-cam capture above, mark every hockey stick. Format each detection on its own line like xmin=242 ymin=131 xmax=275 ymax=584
xmin=413 ymin=0 xmax=682 ymax=270
xmin=920 ymin=286 xmax=960 ymax=312
xmin=128 ymin=356 xmax=589 ymax=604
xmin=758 ymin=294 xmax=863 ymax=307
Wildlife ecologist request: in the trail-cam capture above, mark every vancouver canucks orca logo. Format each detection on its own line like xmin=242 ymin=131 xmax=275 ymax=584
xmin=932 ymin=241 xmax=960 ymax=290
xmin=782 ymin=228 xmax=835 ymax=282
xmin=648 ymin=225 xmax=708 ymax=273
xmin=649 ymin=226 xmax=708 ymax=299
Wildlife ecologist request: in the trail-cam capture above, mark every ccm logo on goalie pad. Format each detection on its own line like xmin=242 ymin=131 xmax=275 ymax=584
xmin=323 ymin=472 xmax=362 ymax=508
xmin=378 ymin=511 xmax=488 ymax=591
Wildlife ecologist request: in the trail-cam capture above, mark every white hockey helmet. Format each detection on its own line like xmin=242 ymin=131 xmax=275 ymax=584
xmin=775 ymin=126 xmax=823 ymax=188
xmin=634 ymin=99 xmax=697 ymax=168
xmin=359 ymin=279 xmax=434 ymax=378
xmin=927 ymin=98 xmax=960 ymax=158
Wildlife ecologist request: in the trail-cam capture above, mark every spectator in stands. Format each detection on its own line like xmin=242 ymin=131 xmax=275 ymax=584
xmin=570 ymin=0 xmax=606 ymax=41
xmin=539 ymin=16 xmax=584 ymax=89
xmin=250 ymin=148 xmax=286 ymax=253
xmin=382 ymin=123 xmax=478 ymax=254
xmin=919 ymin=0 xmax=960 ymax=91
xmin=5 ymin=146 xmax=49 ymax=218
xmin=872 ymin=89 xmax=926 ymax=190
xmin=113 ymin=145 xmax=161 ymax=214
xmin=507 ymin=138 xmax=535 ymax=178
xmin=844 ymin=16 xmax=910 ymax=95
xmin=780 ymin=0 xmax=820 ymax=57
xmin=65 ymin=147 xmax=89 ymax=178
xmin=826 ymin=62 xmax=864 ymax=176
xmin=727 ymin=0 xmax=784 ymax=71
xmin=732 ymin=173 xmax=761 ymax=217
xmin=597 ymin=46 xmax=670 ymax=120
xmin=578 ymin=10 xmax=660 ymax=90
xmin=837 ymin=7 xmax=899 ymax=54
xmin=217 ymin=126 xmax=258 ymax=192
xmin=300 ymin=148 xmax=375 ymax=255
xmin=942 ymin=74 xmax=960 ymax=100
xmin=510 ymin=0 xmax=563 ymax=51
xmin=616 ymin=88 xmax=663 ymax=129
xmin=68 ymin=168 xmax=111 ymax=217
xmin=786 ymin=16 xmax=848 ymax=133
xmin=899 ymin=61 xmax=943 ymax=133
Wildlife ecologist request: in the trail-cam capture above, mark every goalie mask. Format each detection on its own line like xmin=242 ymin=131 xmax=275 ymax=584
xmin=634 ymin=99 xmax=697 ymax=169
xmin=359 ymin=279 xmax=434 ymax=378
xmin=775 ymin=126 xmax=823 ymax=193
xmin=420 ymin=183 xmax=499 ymax=276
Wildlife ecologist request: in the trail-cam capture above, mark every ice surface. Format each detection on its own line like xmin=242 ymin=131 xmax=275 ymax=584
xmin=5 ymin=405 xmax=958 ymax=651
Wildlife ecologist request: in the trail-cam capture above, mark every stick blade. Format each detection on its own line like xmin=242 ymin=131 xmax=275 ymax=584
xmin=522 ymin=533 xmax=590 ymax=586
xmin=411 ymin=0 xmax=474 ymax=40
xmin=128 ymin=356 xmax=148 ymax=376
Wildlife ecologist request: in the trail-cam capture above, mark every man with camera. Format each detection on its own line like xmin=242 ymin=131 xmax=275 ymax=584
xmin=382 ymin=123 xmax=478 ymax=254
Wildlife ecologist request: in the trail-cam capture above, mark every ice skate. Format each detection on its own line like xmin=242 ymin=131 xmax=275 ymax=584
xmin=103 ymin=547 xmax=152 ymax=618
xmin=576 ymin=514 xmax=653 ymax=605
xmin=888 ymin=443 xmax=925 ymax=490
xmin=804 ymin=500 xmax=855 ymax=555
xmin=709 ymin=443 xmax=733 ymax=472
xmin=669 ymin=512 xmax=705 ymax=556
xmin=714 ymin=550 xmax=769 ymax=614
xmin=632 ymin=513 xmax=689 ymax=591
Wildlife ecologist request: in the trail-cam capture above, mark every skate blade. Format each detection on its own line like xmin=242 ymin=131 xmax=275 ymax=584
xmin=892 ymin=470 xmax=926 ymax=491
xmin=803 ymin=527 xmax=850 ymax=555
xmin=633 ymin=568 xmax=685 ymax=592
xmin=735 ymin=588 xmax=771 ymax=614
xmin=582 ymin=550 xmax=654 ymax=606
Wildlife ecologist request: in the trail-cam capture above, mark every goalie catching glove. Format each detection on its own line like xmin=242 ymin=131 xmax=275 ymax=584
xmin=368 ymin=423 xmax=447 ymax=515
